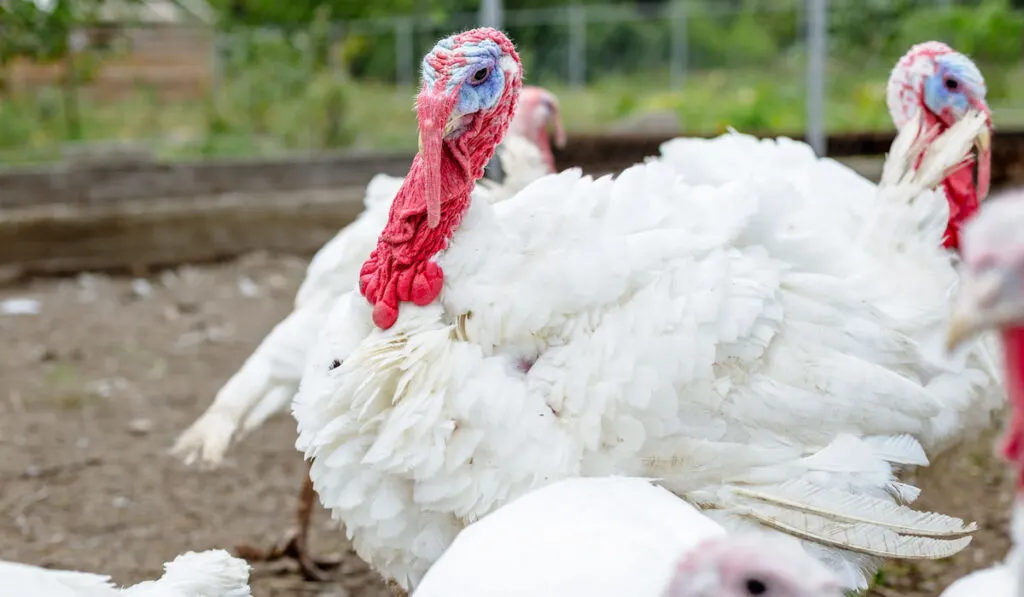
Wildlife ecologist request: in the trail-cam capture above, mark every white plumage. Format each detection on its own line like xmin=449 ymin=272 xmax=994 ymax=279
xmin=938 ymin=505 xmax=1024 ymax=597
xmin=293 ymin=104 xmax=999 ymax=592
xmin=941 ymin=564 xmax=1016 ymax=597
xmin=171 ymin=132 xmax=552 ymax=467
xmin=652 ymin=113 xmax=1006 ymax=456
xmin=0 ymin=549 xmax=251 ymax=597
xmin=413 ymin=477 xmax=728 ymax=597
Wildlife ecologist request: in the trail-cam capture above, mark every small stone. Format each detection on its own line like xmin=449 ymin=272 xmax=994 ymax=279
xmin=131 ymin=279 xmax=154 ymax=298
xmin=237 ymin=276 xmax=260 ymax=297
xmin=127 ymin=418 xmax=153 ymax=435
xmin=0 ymin=298 xmax=40 ymax=315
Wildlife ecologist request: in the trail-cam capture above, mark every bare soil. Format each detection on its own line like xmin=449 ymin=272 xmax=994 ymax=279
xmin=0 ymin=252 xmax=1014 ymax=596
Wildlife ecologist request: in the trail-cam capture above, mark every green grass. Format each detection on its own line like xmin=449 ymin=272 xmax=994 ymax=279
xmin=2 ymin=58 xmax=1023 ymax=165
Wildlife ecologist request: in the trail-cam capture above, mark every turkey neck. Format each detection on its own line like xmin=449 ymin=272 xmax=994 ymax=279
xmin=534 ymin=129 xmax=557 ymax=173
xmin=382 ymin=149 xmax=476 ymax=247
xmin=358 ymin=147 xmax=479 ymax=329
xmin=1001 ymin=326 xmax=1024 ymax=490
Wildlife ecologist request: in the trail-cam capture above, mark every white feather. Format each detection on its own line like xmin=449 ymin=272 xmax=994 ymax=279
xmin=170 ymin=134 xmax=552 ymax=467
xmin=0 ymin=549 xmax=251 ymax=597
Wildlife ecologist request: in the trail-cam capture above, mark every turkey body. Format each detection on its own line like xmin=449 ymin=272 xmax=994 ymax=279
xmin=413 ymin=477 xmax=727 ymax=597
xmin=294 ymin=115 xmax=997 ymax=592
xmin=653 ymin=126 xmax=1005 ymax=457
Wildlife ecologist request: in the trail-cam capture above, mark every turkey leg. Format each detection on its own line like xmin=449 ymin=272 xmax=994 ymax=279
xmin=234 ymin=460 xmax=342 ymax=581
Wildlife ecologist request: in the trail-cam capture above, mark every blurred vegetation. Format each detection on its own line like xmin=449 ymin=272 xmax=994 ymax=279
xmin=0 ymin=0 xmax=1023 ymax=163
xmin=1 ymin=0 xmax=145 ymax=141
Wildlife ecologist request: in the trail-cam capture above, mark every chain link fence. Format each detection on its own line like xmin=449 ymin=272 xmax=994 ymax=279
xmin=1 ymin=0 xmax=1019 ymax=163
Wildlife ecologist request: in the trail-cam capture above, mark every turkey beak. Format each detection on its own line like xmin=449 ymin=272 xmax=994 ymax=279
xmin=945 ymin=267 xmax=1006 ymax=352
xmin=975 ymin=125 xmax=990 ymax=156
xmin=945 ymin=311 xmax=979 ymax=354
xmin=416 ymin=86 xmax=460 ymax=229
xmin=551 ymin=104 xmax=567 ymax=149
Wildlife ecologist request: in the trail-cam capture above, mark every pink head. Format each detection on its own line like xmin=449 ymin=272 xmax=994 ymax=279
xmin=416 ymin=28 xmax=523 ymax=227
xmin=945 ymin=194 xmax=1024 ymax=488
xmin=359 ymin=29 xmax=523 ymax=329
xmin=887 ymin=41 xmax=992 ymax=252
xmin=662 ymin=535 xmax=843 ymax=597
xmin=508 ymin=85 xmax=567 ymax=173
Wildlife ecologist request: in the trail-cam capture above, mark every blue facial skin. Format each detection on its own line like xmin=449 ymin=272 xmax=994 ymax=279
xmin=452 ymin=43 xmax=505 ymax=117
xmin=923 ymin=53 xmax=986 ymax=123
xmin=422 ymin=37 xmax=505 ymax=121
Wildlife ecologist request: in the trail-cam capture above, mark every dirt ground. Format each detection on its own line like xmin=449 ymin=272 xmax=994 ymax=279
xmin=0 ymin=252 xmax=1015 ymax=596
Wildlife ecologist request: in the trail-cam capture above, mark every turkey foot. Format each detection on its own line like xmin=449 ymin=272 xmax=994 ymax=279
xmin=386 ymin=578 xmax=409 ymax=597
xmin=234 ymin=461 xmax=341 ymax=581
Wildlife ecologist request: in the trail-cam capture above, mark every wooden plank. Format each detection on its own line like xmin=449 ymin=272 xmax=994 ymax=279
xmin=0 ymin=153 xmax=415 ymax=209
xmin=4 ymin=128 xmax=1020 ymax=210
xmin=0 ymin=156 xmax=888 ymax=279
xmin=0 ymin=188 xmax=366 ymax=279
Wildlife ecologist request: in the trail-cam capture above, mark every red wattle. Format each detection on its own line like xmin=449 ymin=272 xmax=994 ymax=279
xmin=359 ymin=155 xmax=474 ymax=330
xmin=941 ymin=163 xmax=979 ymax=252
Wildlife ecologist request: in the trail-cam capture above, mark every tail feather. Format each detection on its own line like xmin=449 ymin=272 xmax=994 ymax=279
xmin=740 ymin=503 xmax=972 ymax=560
xmin=732 ymin=480 xmax=976 ymax=538
xmin=646 ymin=433 xmax=976 ymax=582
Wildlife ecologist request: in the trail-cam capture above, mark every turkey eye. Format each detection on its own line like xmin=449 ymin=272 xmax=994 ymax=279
xmin=945 ymin=78 xmax=959 ymax=91
xmin=470 ymin=67 xmax=490 ymax=85
xmin=745 ymin=578 xmax=768 ymax=595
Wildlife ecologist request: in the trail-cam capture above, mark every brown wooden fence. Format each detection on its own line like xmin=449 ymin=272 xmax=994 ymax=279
xmin=1 ymin=128 xmax=1021 ymax=280
xmin=6 ymin=25 xmax=213 ymax=100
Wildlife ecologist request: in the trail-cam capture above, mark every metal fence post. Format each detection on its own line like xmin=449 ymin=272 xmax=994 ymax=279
xmin=806 ymin=0 xmax=827 ymax=157
xmin=568 ymin=4 xmax=586 ymax=87
xmin=480 ymin=0 xmax=504 ymax=30
xmin=209 ymin=31 xmax=222 ymax=99
xmin=328 ymin=23 xmax=342 ymax=71
xmin=395 ymin=17 xmax=414 ymax=92
xmin=669 ymin=0 xmax=688 ymax=89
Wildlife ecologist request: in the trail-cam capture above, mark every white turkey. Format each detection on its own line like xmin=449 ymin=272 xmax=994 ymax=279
xmin=649 ymin=41 xmax=1004 ymax=461
xmin=168 ymin=85 xmax=565 ymax=579
xmin=503 ymin=84 xmax=566 ymax=173
xmin=413 ymin=476 xmax=842 ymax=597
xmin=656 ymin=41 xmax=991 ymax=254
xmin=0 ymin=549 xmax=251 ymax=597
xmin=292 ymin=28 xmax=998 ymax=595
xmin=942 ymin=193 xmax=1024 ymax=597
